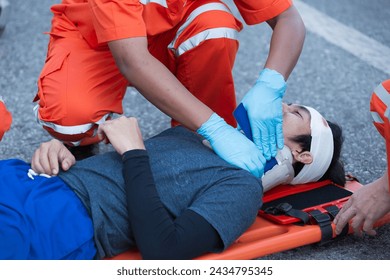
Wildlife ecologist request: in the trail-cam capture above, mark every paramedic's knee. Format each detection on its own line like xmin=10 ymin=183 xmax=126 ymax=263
xmin=35 ymin=71 xmax=115 ymax=146
xmin=34 ymin=96 xmax=111 ymax=146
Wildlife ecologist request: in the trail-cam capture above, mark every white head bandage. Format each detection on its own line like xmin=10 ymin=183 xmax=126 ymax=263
xmin=290 ymin=106 xmax=334 ymax=185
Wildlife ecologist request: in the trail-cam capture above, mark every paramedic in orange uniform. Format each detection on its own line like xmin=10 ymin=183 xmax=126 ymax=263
xmin=33 ymin=0 xmax=305 ymax=178
xmin=334 ymin=80 xmax=390 ymax=236
xmin=0 ymin=97 xmax=12 ymax=141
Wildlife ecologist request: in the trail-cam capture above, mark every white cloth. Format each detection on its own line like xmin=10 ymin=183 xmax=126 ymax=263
xmin=290 ymin=106 xmax=334 ymax=184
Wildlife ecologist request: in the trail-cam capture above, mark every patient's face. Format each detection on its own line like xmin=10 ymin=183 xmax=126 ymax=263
xmin=282 ymin=103 xmax=311 ymax=148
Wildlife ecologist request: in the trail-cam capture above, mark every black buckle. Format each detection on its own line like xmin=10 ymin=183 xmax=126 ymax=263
xmin=324 ymin=205 xmax=340 ymax=219
xmin=264 ymin=203 xmax=310 ymax=224
xmin=264 ymin=202 xmax=292 ymax=215
xmin=310 ymin=210 xmax=331 ymax=224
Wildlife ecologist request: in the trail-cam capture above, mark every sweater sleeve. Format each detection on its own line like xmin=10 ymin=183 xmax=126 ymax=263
xmin=122 ymin=149 xmax=223 ymax=260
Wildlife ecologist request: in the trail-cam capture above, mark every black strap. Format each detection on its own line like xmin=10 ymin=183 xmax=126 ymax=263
xmin=264 ymin=202 xmax=310 ymax=224
xmin=324 ymin=205 xmax=340 ymax=219
xmin=324 ymin=205 xmax=349 ymax=237
xmin=309 ymin=210 xmax=333 ymax=243
xmin=264 ymin=203 xmax=349 ymax=242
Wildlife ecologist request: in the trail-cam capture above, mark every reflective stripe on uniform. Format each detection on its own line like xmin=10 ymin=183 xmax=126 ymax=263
xmin=168 ymin=2 xmax=233 ymax=54
xmin=176 ymin=27 xmax=238 ymax=56
xmin=374 ymin=83 xmax=390 ymax=107
xmin=139 ymin=0 xmax=168 ymax=8
xmin=371 ymin=111 xmax=384 ymax=124
xmin=373 ymin=83 xmax=390 ymax=120
xmin=33 ymin=104 xmax=112 ymax=136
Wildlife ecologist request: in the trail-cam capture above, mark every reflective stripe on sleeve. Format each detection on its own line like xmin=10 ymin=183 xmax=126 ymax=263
xmin=374 ymin=83 xmax=390 ymax=108
xmin=374 ymin=83 xmax=390 ymax=120
xmin=371 ymin=111 xmax=384 ymax=124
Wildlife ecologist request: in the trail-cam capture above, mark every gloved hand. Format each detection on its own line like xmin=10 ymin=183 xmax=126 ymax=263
xmin=197 ymin=113 xmax=266 ymax=178
xmin=241 ymin=68 xmax=286 ymax=160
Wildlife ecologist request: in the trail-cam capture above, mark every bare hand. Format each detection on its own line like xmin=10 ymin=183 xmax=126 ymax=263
xmin=31 ymin=139 xmax=76 ymax=175
xmin=334 ymin=172 xmax=390 ymax=236
xmin=97 ymin=116 xmax=145 ymax=155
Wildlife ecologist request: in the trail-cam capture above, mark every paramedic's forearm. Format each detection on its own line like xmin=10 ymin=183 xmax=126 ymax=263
xmin=108 ymin=38 xmax=213 ymax=130
xmin=265 ymin=5 xmax=305 ymax=80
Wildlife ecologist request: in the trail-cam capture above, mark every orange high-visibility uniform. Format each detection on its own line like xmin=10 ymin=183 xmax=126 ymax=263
xmin=34 ymin=0 xmax=292 ymax=146
xmin=0 ymin=99 xmax=12 ymax=141
xmin=370 ymin=79 xmax=390 ymax=191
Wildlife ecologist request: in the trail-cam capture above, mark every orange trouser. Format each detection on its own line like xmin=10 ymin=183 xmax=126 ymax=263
xmin=370 ymin=79 xmax=390 ymax=191
xmin=0 ymin=100 xmax=12 ymax=141
xmin=34 ymin=0 xmax=242 ymax=146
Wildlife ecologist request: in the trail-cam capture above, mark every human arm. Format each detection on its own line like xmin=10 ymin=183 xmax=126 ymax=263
xmin=264 ymin=5 xmax=306 ymax=80
xmin=91 ymin=0 xmax=211 ymax=129
xmin=108 ymin=37 xmax=212 ymax=131
xmin=31 ymin=139 xmax=76 ymax=175
xmin=123 ymin=150 xmax=222 ymax=259
xmin=98 ymin=117 xmax=223 ymax=259
xmin=334 ymin=171 xmax=390 ymax=236
xmin=240 ymin=5 xmax=305 ymax=159
xmin=108 ymin=38 xmax=265 ymax=177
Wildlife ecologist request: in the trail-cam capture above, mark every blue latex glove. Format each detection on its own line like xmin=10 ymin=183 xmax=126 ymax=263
xmin=197 ymin=113 xmax=266 ymax=178
xmin=241 ymin=68 xmax=286 ymax=160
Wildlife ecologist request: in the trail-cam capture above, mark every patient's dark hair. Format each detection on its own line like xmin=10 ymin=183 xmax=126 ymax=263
xmin=290 ymin=121 xmax=346 ymax=186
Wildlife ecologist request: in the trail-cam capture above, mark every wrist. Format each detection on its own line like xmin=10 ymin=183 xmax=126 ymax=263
xmin=259 ymin=68 xmax=285 ymax=80
xmin=122 ymin=149 xmax=148 ymax=162
xmin=197 ymin=113 xmax=227 ymax=141
xmin=257 ymin=68 xmax=287 ymax=97
xmin=121 ymin=145 xmax=146 ymax=155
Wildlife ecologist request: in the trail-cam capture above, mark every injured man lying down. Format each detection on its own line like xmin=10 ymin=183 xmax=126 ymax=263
xmin=0 ymin=99 xmax=344 ymax=260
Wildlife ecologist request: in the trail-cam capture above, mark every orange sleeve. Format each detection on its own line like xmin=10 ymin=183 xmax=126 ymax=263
xmin=0 ymin=100 xmax=12 ymax=141
xmin=88 ymin=0 xmax=147 ymax=44
xmin=233 ymin=0 xmax=292 ymax=25
xmin=370 ymin=93 xmax=385 ymax=138
xmin=370 ymin=80 xmax=390 ymax=138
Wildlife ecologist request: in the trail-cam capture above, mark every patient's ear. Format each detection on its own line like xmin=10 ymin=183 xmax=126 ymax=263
xmin=292 ymin=151 xmax=313 ymax=164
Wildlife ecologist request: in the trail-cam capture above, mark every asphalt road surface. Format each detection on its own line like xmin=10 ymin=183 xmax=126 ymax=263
xmin=0 ymin=0 xmax=389 ymax=260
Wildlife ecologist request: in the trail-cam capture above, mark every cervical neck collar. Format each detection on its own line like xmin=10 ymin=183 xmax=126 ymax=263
xmin=262 ymin=146 xmax=294 ymax=192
